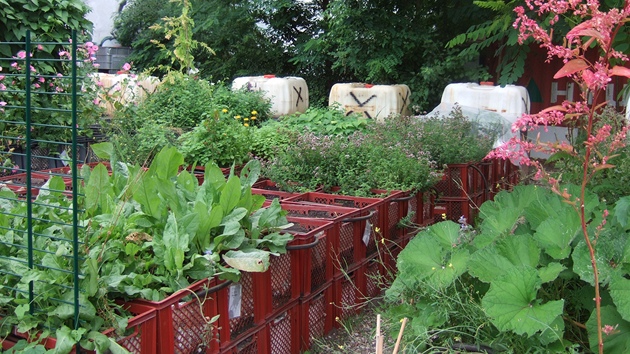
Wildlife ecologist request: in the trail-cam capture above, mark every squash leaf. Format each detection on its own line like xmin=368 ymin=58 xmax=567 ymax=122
xmin=482 ymin=266 xmax=564 ymax=337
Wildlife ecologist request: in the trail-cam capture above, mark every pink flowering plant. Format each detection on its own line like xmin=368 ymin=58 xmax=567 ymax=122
xmin=484 ymin=1 xmax=630 ymax=352
xmin=384 ymin=1 xmax=630 ymax=352
xmin=0 ymin=40 xmax=103 ymax=154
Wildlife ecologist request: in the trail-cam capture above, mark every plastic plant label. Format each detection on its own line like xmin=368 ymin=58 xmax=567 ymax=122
xmin=60 ymin=150 xmax=70 ymax=166
xmin=363 ymin=220 xmax=372 ymax=246
xmin=228 ymin=283 xmax=242 ymax=319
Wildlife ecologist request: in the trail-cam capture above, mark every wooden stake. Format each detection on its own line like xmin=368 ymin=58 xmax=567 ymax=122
xmin=392 ymin=317 xmax=408 ymax=354
xmin=375 ymin=314 xmax=383 ymax=354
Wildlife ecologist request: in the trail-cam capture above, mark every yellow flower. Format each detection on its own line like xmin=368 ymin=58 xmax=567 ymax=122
xmin=244 ymin=117 xmax=249 ymax=121
xmin=235 ymin=115 xmax=241 ymax=120
xmin=441 ymin=213 xmax=447 ymax=220
xmin=251 ymin=110 xmax=257 ymax=115
xmin=251 ymin=116 xmax=256 ymax=120
xmin=374 ymin=227 xmax=380 ymax=233
xmin=244 ymin=123 xmax=249 ymax=127
xmin=222 ymin=108 xmax=228 ymax=113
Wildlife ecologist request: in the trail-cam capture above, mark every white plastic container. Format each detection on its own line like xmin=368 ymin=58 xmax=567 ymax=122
xmin=439 ymin=82 xmax=530 ymax=119
xmin=94 ymin=73 xmax=160 ymax=116
xmin=430 ymin=82 xmax=578 ymax=160
xmin=232 ymin=75 xmax=309 ymax=117
xmin=328 ymin=83 xmax=411 ymax=121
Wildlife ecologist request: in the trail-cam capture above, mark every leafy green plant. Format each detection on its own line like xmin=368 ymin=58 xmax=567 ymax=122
xmin=250 ymin=120 xmax=296 ymax=161
xmin=277 ymin=104 xmax=369 ymax=136
xmin=178 ymin=109 xmax=253 ymax=167
xmin=148 ymin=0 xmax=214 ymax=73
xmin=211 ymin=85 xmax=273 ymax=125
xmin=416 ymin=106 xmax=502 ymax=166
xmin=263 ymin=119 xmax=442 ymax=195
xmin=386 ymin=184 xmax=630 ymax=352
xmin=0 ymin=144 xmax=293 ymax=353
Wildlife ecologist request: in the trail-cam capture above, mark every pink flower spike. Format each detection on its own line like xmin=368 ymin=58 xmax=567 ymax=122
xmin=0 ymin=101 xmax=6 ymax=106
xmin=37 ymin=44 xmax=43 ymax=51
xmin=122 ymin=63 xmax=131 ymax=71
xmin=16 ymin=51 xmax=26 ymax=59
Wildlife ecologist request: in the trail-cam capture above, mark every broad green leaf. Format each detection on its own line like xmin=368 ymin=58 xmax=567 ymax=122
xmin=586 ymin=305 xmax=630 ymax=353
xmin=85 ymin=164 xmax=113 ymax=215
xmin=538 ymin=262 xmax=566 ymax=283
xmin=423 ymin=221 xmax=461 ymax=248
xmin=162 ymin=213 xmax=190 ymax=273
xmin=132 ymin=173 xmax=163 ymax=219
xmin=223 ymin=249 xmax=270 ymax=272
xmin=482 ymin=266 xmax=564 ymax=337
xmin=222 ymin=207 xmax=248 ymax=225
xmin=468 ymin=246 xmax=514 ymax=283
xmin=90 ymin=142 xmax=114 ymax=160
xmin=177 ymin=169 xmax=197 ymax=194
xmin=572 ymin=239 xmax=616 ymax=286
xmin=157 ymin=177 xmax=183 ymax=217
xmin=539 ymin=315 xmax=565 ymax=345
xmin=613 ymin=196 xmax=630 ymax=229
xmin=398 ymin=235 xmax=469 ymax=289
xmin=609 ymin=274 xmax=630 ymax=322
xmin=534 ymin=217 xmax=580 ymax=259
xmin=475 ymin=206 xmax=524 ymax=248
xmin=149 ymin=146 xmax=184 ymax=180
xmin=220 ymin=175 xmax=242 ymax=214
xmin=497 ymin=234 xmax=540 ymax=268
xmin=239 ymin=159 xmax=261 ymax=188
xmin=215 ymin=228 xmax=246 ymax=250
xmin=203 ymin=163 xmax=227 ymax=190
xmin=186 ymin=254 xmax=215 ymax=280
xmin=54 ymin=326 xmax=80 ymax=354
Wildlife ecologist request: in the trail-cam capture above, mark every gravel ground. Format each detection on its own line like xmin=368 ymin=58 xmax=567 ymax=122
xmin=306 ymin=299 xmax=398 ymax=354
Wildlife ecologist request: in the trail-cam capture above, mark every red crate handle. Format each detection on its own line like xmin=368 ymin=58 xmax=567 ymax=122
xmin=342 ymin=210 xmax=376 ymax=223
xmin=194 ymin=278 xmax=233 ymax=298
xmin=391 ymin=194 xmax=415 ymax=202
xmin=286 ymin=236 xmax=321 ymax=251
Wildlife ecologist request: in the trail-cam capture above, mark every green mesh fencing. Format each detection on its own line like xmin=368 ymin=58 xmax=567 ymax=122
xmin=0 ymin=30 xmax=92 ymax=345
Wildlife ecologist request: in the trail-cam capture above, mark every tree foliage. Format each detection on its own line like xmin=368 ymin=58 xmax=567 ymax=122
xmin=113 ymin=0 xmax=497 ymax=110
xmin=0 ymin=0 xmax=93 ymax=57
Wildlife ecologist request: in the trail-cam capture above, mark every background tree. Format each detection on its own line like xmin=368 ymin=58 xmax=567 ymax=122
xmin=113 ymin=0 xmax=499 ymax=110
xmin=0 ymin=0 xmax=92 ymax=58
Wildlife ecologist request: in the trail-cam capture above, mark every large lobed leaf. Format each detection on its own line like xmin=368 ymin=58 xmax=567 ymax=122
xmin=482 ymin=266 xmax=564 ymax=337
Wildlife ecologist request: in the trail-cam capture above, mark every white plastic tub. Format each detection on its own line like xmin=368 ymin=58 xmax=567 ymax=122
xmin=439 ymin=82 xmax=530 ymax=118
xmin=328 ymin=83 xmax=411 ymax=121
xmin=94 ymin=73 xmax=160 ymax=116
xmin=232 ymin=75 xmax=309 ymax=117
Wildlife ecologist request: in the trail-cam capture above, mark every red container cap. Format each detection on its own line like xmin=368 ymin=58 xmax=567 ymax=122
xmin=263 ymin=74 xmax=276 ymax=78
xmin=364 ymin=84 xmax=374 ymax=88
xmin=480 ymin=81 xmax=494 ymax=86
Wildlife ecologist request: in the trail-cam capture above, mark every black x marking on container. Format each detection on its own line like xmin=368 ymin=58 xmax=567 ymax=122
xmin=293 ymin=86 xmax=304 ymax=107
xmin=399 ymin=90 xmax=410 ymax=114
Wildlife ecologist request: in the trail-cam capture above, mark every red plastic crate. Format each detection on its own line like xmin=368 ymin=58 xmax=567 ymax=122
xmin=130 ymin=277 xmax=225 ymax=354
xmin=0 ymin=171 xmax=73 ymax=197
xmin=282 ymin=217 xmax=335 ymax=297
xmin=284 ymin=192 xmax=384 ymax=265
xmin=298 ymin=281 xmax=333 ymax=352
xmin=361 ymin=258 xmax=388 ymax=299
xmin=280 ymin=202 xmax=368 ymax=280
xmin=331 ymin=266 xmax=366 ymax=326
xmin=218 ymin=324 xmax=266 ymax=354
xmin=216 ymin=272 xmax=265 ymax=351
xmin=263 ymin=301 xmax=301 ymax=354
xmin=15 ymin=302 xmax=157 ymax=354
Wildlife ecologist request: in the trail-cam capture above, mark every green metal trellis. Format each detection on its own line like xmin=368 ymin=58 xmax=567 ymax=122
xmin=0 ymin=30 xmax=87 ymax=345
